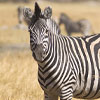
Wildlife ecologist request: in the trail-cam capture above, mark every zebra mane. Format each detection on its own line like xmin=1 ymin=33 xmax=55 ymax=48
xmin=46 ymin=18 xmax=61 ymax=35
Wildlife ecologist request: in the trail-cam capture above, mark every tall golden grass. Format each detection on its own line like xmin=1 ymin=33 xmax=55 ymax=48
xmin=0 ymin=1 xmax=100 ymax=100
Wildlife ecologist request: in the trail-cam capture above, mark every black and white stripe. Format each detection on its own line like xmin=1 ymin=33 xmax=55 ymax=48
xmin=46 ymin=18 xmax=60 ymax=35
xmin=33 ymin=22 xmax=100 ymax=100
xmin=25 ymin=2 xmax=100 ymax=100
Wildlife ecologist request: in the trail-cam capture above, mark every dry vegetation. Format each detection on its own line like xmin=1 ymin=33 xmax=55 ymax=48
xmin=0 ymin=1 xmax=100 ymax=100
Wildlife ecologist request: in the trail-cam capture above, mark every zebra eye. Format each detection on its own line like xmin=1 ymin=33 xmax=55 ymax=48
xmin=46 ymin=29 xmax=49 ymax=33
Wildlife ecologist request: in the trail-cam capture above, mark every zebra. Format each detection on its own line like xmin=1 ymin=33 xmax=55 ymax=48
xmin=14 ymin=6 xmax=29 ymax=30
xmin=59 ymin=13 xmax=93 ymax=36
xmin=17 ymin=6 xmax=24 ymax=25
xmin=17 ymin=6 xmax=33 ymax=25
xmin=24 ymin=2 xmax=100 ymax=100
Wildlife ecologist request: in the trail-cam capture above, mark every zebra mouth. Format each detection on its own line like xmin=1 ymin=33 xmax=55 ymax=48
xmin=31 ymin=46 xmax=44 ymax=62
xmin=32 ymin=51 xmax=44 ymax=62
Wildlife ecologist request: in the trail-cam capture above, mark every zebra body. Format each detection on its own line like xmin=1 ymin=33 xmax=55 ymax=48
xmin=38 ymin=33 xmax=100 ymax=100
xmin=24 ymin=2 xmax=100 ymax=100
xmin=59 ymin=13 xmax=93 ymax=36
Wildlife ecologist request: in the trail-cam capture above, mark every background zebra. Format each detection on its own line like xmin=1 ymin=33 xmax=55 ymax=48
xmin=24 ymin=2 xmax=100 ymax=100
xmin=18 ymin=6 xmax=24 ymax=25
xmin=59 ymin=13 xmax=94 ymax=36
xmin=14 ymin=6 xmax=29 ymax=30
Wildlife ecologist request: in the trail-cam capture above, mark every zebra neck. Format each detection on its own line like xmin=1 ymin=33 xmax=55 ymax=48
xmin=37 ymin=34 xmax=58 ymax=68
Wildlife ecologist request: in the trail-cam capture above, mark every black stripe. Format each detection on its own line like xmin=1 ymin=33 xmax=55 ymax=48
xmin=75 ymin=38 xmax=89 ymax=96
xmin=91 ymin=42 xmax=100 ymax=98
xmin=83 ymin=39 xmax=95 ymax=98
xmin=45 ymin=36 xmax=63 ymax=87
xmin=88 ymin=34 xmax=100 ymax=43
xmin=51 ymin=37 xmax=68 ymax=90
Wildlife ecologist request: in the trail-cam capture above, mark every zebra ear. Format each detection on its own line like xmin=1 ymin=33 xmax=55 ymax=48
xmin=34 ymin=2 xmax=41 ymax=18
xmin=23 ymin=7 xmax=33 ymax=25
xmin=44 ymin=6 xmax=52 ymax=19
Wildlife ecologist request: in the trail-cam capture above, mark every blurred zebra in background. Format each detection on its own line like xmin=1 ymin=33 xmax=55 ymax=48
xmin=24 ymin=2 xmax=100 ymax=100
xmin=59 ymin=13 xmax=94 ymax=36
xmin=17 ymin=6 xmax=24 ymax=24
xmin=14 ymin=6 xmax=28 ymax=30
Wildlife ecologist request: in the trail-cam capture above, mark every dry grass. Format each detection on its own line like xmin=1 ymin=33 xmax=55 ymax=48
xmin=0 ymin=51 xmax=44 ymax=100
xmin=0 ymin=1 xmax=100 ymax=100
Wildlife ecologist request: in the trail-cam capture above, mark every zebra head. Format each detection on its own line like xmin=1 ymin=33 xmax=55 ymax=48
xmin=24 ymin=2 xmax=52 ymax=62
xmin=23 ymin=3 xmax=52 ymax=26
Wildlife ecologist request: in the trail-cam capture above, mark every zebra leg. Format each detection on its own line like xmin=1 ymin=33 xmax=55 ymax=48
xmin=60 ymin=87 xmax=73 ymax=100
xmin=44 ymin=92 xmax=58 ymax=100
xmin=60 ymin=94 xmax=72 ymax=100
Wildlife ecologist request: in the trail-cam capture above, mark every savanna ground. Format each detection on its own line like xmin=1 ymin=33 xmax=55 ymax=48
xmin=0 ymin=1 xmax=100 ymax=100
